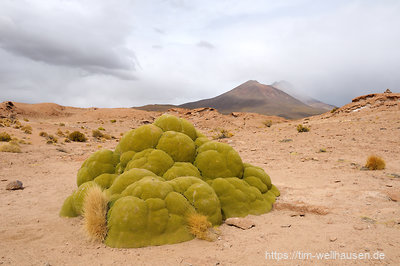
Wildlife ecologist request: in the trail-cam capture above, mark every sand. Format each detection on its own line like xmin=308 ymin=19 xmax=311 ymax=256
xmin=0 ymin=94 xmax=399 ymax=265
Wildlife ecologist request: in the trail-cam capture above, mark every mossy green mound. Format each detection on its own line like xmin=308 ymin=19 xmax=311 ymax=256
xmin=77 ymin=149 xmax=119 ymax=187
xmin=125 ymin=149 xmax=174 ymax=176
xmin=61 ymin=114 xmax=279 ymax=248
xmin=115 ymin=124 xmax=162 ymax=155
xmin=162 ymin=162 xmax=201 ymax=181
xmin=156 ymin=131 xmax=196 ymax=162
xmin=194 ymin=141 xmax=244 ymax=180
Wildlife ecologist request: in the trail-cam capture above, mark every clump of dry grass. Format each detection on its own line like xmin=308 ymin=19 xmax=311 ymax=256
xmin=21 ymin=125 xmax=32 ymax=134
xmin=39 ymin=131 xmax=48 ymax=137
xmin=365 ymin=155 xmax=385 ymax=170
xmin=297 ymin=124 xmax=310 ymax=133
xmin=92 ymin=129 xmax=103 ymax=139
xmin=186 ymin=212 xmax=216 ymax=241
xmin=0 ymin=143 xmax=22 ymax=153
xmin=46 ymin=135 xmax=58 ymax=144
xmin=263 ymin=120 xmax=273 ymax=127
xmin=213 ymin=129 xmax=234 ymax=139
xmin=56 ymin=129 xmax=65 ymax=137
xmin=82 ymin=186 xmax=109 ymax=242
xmin=0 ymin=132 xmax=11 ymax=142
xmin=68 ymin=131 xmax=87 ymax=142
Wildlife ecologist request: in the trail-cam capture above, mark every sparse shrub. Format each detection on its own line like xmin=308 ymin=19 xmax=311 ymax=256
xmin=59 ymin=123 xmax=65 ymax=127
xmin=21 ymin=125 xmax=32 ymax=134
xmin=69 ymin=131 xmax=87 ymax=142
xmin=263 ymin=120 xmax=273 ymax=127
xmin=56 ymin=129 xmax=65 ymax=137
xmin=98 ymin=127 xmax=105 ymax=131
xmin=46 ymin=135 xmax=58 ymax=144
xmin=331 ymin=107 xmax=339 ymax=113
xmin=297 ymin=124 xmax=310 ymax=133
xmin=80 ymin=126 xmax=85 ymax=129
xmin=39 ymin=131 xmax=48 ymax=137
xmin=82 ymin=186 xmax=109 ymax=241
xmin=92 ymin=130 xmax=104 ymax=139
xmin=365 ymin=155 xmax=385 ymax=170
xmin=0 ymin=132 xmax=11 ymax=142
xmin=186 ymin=212 xmax=213 ymax=241
xmin=213 ymin=129 xmax=234 ymax=139
xmin=318 ymin=148 xmax=327 ymax=153
xmin=102 ymin=134 xmax=111 ymax=140
xmin=23 ymin=118 xmax=29 ymax=122
xmin=13 ymin=120 xmax=22 ymax=129
xmin=110 ymin=119 xmax=116 ymax=123
xmin=0 ymin=143 xmax=22 ymax=153
xmin=64 ymin=138 xmax=71 ymax=143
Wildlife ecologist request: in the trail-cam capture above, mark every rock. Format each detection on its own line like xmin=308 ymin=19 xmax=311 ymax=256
xmin=353 ymin=224 xmax=366 ymax=230
xmin=387 ymin=191 xmax=400 ymax=202
xmin=389 ymin=173 xmax=400 ymax=179
xmin=223 ymin=242 xmax=232 ymax=248
xmin=384 ymin=89 xmax=392 ymax=93
xmin=329 ymin=237 xmax=337 ymax=242
xmin=225 ymin=217 xmax=255 ymax=230
xmin=280 ymin=224 xmax=291 ymax=228
xmin=6 ymin=180 xmax=23 ymax=190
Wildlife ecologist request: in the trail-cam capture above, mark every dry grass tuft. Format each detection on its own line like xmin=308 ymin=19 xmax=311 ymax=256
xmin=365 ymin=155 xmax=385 ymax=170
xmin=21 ymin=125 xmax=32 ymax=134
xmin=213 ymin=129 xmax=234 ymax=139
xmin=263 ymin=120 xmax=273 ymax=127
xmin=0 ymin=143 xmax=22 ymax=153
xmin=186 ymin=212 xmax=216 ymax=241
xmin=68 ymin=131 xmax=87 ymax=142
xmin=92 ymin=129 xmax=103 ymax=139
xmin=296 ymin=124 xmax=310 ymax=133
xmin=0 ymin=132 xmax=11 ymax=142
xmin=82 ymin=186 xmax=109 ymax=242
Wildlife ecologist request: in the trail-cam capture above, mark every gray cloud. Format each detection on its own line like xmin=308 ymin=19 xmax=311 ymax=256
xmin=196 ymin=41 xmax=215 ymax=49
xmin=0 ymin=0 xmax=399 ymax=108
xmin=0 ymin=1 xmax=137 ymax=80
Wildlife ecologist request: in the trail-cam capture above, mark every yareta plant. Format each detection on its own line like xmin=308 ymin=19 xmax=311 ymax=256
xmin=60 ymin=114 xmax=280 ymax=248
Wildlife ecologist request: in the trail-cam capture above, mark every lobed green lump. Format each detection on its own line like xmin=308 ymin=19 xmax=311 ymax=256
xmin=60 ymin=114 xmax=279 ymax=248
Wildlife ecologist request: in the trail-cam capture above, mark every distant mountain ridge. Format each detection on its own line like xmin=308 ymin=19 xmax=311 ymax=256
xmin=135 ymin=80 xmax=332 ymax=119
xmin=272 ymin=81 xmax=335 ymax=111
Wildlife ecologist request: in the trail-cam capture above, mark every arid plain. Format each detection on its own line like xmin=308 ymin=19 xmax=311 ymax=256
xmin=0 ymin=93 xmax=399 ymax=265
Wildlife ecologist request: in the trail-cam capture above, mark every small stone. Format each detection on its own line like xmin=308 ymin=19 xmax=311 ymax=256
xmin=353 ymin=224 xmax=365 ymax=230
xmin=223 ymin=242 xmax=232 ymax=248
xmin=329 ymin=237 xmax=337 ymax=242
xmin=387 ymin=191 xmax=400 ymax=202
xmin=6 ymin=180 xmax=23 ymax=190
xmin=225 ymin=217 xmax=255 ymax=230
xmin=281 ymin=224 xmax=291 ymax=228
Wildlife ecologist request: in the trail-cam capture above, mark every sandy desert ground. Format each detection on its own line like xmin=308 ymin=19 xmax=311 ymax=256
xmin=0 ymin=93 xmax=399 ymax=265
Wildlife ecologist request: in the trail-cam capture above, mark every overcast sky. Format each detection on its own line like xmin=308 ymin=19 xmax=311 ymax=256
xmin=0 ymin=0 xmax=399 ymax=108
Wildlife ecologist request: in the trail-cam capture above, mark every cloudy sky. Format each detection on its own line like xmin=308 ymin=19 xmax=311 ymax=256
xmin=0 ymin=0 xmax=399 ymax=108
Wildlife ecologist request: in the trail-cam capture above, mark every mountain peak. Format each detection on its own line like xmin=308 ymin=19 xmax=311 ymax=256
xmin=180 ymin=80 xmax=328 ymax=119
xmin=244 ymin=80 xmax=259 ymax=85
